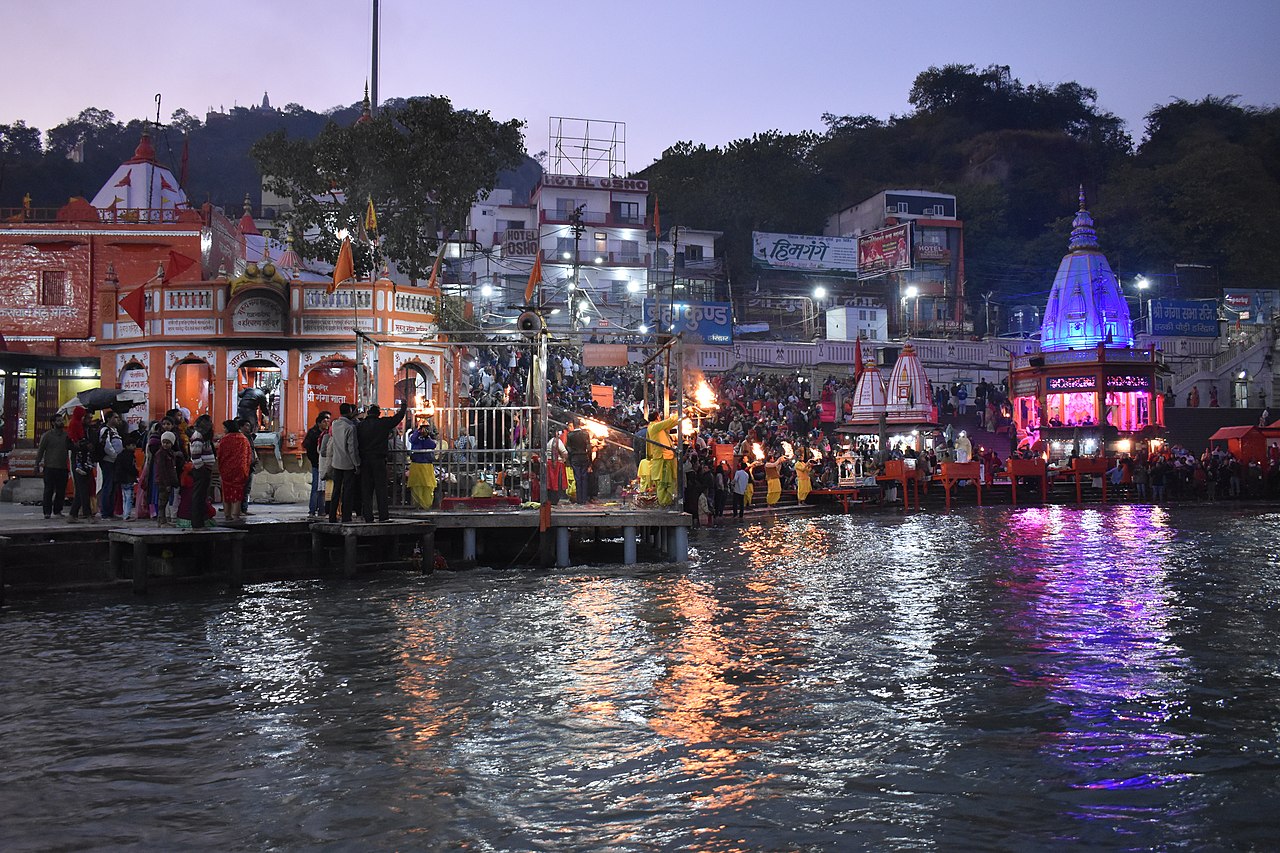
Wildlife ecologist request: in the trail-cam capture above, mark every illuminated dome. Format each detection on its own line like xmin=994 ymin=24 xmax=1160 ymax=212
xmin=850 ymin=363 xmax=887 ymax=422
xmin=1039 ymin=188 xmax=1133 ymax=351
xmin=885 ymin=344 xmax=934 ymax=423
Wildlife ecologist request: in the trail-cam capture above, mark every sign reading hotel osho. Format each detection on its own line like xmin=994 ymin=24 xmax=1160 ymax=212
xmin=502 ymin=229 xmax=539 ymax=257
xmin=643 ymin=299 xmax=733 ymax=345
xmin=857 ymin=224 xmax=913 ymax=278
xmin=752 ymin=231 xmax=858 ymax=273
xmin=1147 ymin=299 xmax=1218 ymax=337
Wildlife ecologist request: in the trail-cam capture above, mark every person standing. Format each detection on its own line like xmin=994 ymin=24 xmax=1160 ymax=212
xmin=98 ymin=413 xmax=124 ymax=520
xmin=407 ymin=422 xmax=438 ymax=510
xmin=187 ymin=415 xmax=216 ymax=529
xmin=565 ymin=419 xmax=593 ymax=505
xmin=731 ymin=461 xmax=750 ymax=519
xmin=646 ymin=410 xmax=680 ymax=507
xmin=545 ymin=427 xmax=568 ymax=505
xmin=215 ymin=419 xmax=252 ymax=523
xmin=65 ymin=407 xmax=96 ymax=523
xmin=302 ymin=411 xmax=332 ymax=519
xmin=114 ymin=432 xmax=140 ymax=521
xmin=34 ymin=413 xmax=72 ymax=520
xmin=152 ymin=431 xmax=182 ymax=526
xmin=357 ymin=401 xmax=407 ymax=523
xmin=328 ymin=403 xmax=362 ymax=523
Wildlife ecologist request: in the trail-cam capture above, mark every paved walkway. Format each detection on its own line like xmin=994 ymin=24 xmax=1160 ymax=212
xmin=0 ymin=500 xmax=313 ymax=533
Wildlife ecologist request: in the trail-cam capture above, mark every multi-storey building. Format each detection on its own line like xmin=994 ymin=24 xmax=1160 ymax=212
xmin=825 ymin=189 xmax=967 ymax=336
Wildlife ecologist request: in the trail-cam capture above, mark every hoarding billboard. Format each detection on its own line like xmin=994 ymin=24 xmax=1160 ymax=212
xmin=1148 ymin=298 xmax=1219 ymax=337
xmin=857 ymin=224 xmax=912 ymax=278
xmin=751 ymin=231 xmax=858 ymax=273
xmin=643 ymin=299 xmax=733 ymax=345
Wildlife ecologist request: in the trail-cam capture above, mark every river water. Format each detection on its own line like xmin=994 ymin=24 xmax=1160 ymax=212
xmin=2 ymin=504 xmax=1279 ymax=851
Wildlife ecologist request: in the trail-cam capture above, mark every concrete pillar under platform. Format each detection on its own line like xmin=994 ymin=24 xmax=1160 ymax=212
xmin=623 ymin=526 xmax=637 ymax=565
xmin=669 ymin=525 xmax=689 ymax=563
xmin=462 ymin=528 xmax=477 ymax=561
xmin=556 ymin=527 xmax=570 ymax=568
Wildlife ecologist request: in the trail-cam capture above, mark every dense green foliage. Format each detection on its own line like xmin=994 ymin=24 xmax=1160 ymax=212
xmin=3 ymin=64 xmax=1277 ymax=308
xmin=250 ymin=96 xmax=525 ymax=279
xmin=639 ymin=65 xmax=1280 ymax=308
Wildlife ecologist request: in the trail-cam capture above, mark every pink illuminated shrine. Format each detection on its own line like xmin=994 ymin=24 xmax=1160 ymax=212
xmin=1008 ymin=190 xmax=1164 ymax=459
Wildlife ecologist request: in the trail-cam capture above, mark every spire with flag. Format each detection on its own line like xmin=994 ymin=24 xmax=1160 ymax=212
xmin=364 ymin=197 xmax=378 ymax=238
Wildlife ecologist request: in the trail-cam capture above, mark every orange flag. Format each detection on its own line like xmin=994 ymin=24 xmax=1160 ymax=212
xmin=119 ymin=285 xmax=147 ymax=330
xmin=329 ymin=236 xmax=354 ymax=295
xmin=426 ymin=251 xmax=444 ymax=291
xmin=523 ymin=252 xmax=543 ymax=304
xmin=652 ymin=197 xmax=660 ymax=238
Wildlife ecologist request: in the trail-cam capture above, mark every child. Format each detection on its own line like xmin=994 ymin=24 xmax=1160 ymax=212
xmin=153 ymin=431 xmax=182 ymax=526
xmin=115 ymin=432 xmax=140 ymax=521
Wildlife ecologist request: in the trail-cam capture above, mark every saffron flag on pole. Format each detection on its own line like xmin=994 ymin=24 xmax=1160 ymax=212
xmin=329 ymin=236 xmax=354 ymax=295
xmin=652 ymin=197 xmax=660 ymax=238
xmin=163 ymin=250 xmax=197 ymax=283
xmin=364 ymin=197 xmax=378 ymax=235
xmin=426 ymin=251 xmax=444 ymax=291
xmin=119 ymin=285 xmax=147 ymax=330
xmin=523 ymin=252 xmax=543 ymax=304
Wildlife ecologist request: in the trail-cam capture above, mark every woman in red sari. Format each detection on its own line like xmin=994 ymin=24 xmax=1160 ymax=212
xmin=215 ymin=418 xmax=252 ymax=522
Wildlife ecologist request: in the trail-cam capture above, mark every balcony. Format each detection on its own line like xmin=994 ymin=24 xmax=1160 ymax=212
xmin=546 ymin=250 xmax=650 ymax=267
xmin=539 ymin=210 xmax=650 ymax=229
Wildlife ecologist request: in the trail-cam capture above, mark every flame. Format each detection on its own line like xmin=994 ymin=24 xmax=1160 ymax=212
xmin=751 ymin=442 xmax=764 ymax=461
xmin=780 ymin=440 xmax=794 ymax=459
xmin=810 ymin=447 xmax=822 ymax=461
xmin=694 ymin=380 xmax=718 ymax=411
xmin=580 ymin=418 xmax=610 ymax=438
xmin=680 ymin=417 xmax=697 ymax=434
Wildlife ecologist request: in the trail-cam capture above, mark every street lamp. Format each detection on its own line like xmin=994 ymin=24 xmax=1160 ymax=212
xmin=811 ymin=286 xmax=828 ymax=339
xmin=903 ymin=285 xmax=919 ymax=337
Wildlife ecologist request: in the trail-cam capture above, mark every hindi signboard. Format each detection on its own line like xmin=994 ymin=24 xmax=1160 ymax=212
xmin=857 ymin=224 xmax=912 ymax=278
xmin=751 ymin=231 xmax=858 ymax=273
xmin=1148 ymin=298 xmax=1219 ymax=337
xmin=643 ymin=300 xmax=733 ymax=345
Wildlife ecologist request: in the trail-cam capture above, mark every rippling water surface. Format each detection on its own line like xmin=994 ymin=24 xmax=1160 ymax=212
xmin=3 ymin=505 xmax=1280 ymax=850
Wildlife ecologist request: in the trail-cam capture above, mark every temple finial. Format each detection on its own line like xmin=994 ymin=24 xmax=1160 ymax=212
xmin=1078 ymin=184 xmax=1087 ymax=211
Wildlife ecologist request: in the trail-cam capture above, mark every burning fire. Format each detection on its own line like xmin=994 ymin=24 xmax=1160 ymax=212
xmin=680 ymin=417 xmax=697 ymax=434
xmin=780 ymin=440 xmax=794 ymax=459
xmin=752 ymin=442 xmax=765 ymax=461
xmin=580 ymin=418 xmax=610 ymax=438
xmin=694 ymin=380 xmax=718 ymax=411
xmin=810 ymin=447 xmax=822 ymax=462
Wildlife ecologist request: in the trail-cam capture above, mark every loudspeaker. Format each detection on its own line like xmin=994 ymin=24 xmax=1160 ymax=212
xmin=516 ymin=311 xmax=543 ymax=335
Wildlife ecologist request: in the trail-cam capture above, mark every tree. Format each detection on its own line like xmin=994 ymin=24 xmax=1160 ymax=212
xmin=0 ymin=121 xmax=42 ymax=157
xmin=251 ymin=96 xmax=524 ymax=280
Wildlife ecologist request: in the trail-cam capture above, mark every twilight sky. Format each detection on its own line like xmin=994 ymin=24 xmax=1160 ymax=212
xmin=5 ymin=0 xmax=1278 ymax=170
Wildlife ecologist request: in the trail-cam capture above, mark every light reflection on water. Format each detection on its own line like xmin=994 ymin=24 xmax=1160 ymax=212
xmin=2 ymin=506 xmax=1280 ymax=850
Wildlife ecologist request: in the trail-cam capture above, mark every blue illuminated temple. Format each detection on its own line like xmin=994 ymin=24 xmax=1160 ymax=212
xmin=1039 ymin=188 xmax=1133 ymax=351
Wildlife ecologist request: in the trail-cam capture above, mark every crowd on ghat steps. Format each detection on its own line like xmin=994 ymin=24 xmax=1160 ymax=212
xmin=24 ymin=345 xmax=1280 ymax=526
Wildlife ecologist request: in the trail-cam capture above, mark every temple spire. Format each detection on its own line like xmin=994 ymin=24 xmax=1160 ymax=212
xmin=1068 ymin=184 xmax=1099 ymax=251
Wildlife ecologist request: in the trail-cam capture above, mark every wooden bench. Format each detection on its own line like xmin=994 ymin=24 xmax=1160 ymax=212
xmin=1005 ymin=458 xmax=1049 ymax=506
xmin=877 ymin=459 xmax=923 ymax=511
xmin=1068 ymin=458 xmax=1110 ymax=504
xmin=310 ymin=520 xmax=436 ymax=577
xmin=108 ymin=527 xmax=247 ymax=593
xmin=938 ymin=461 xmax=983 ymax=509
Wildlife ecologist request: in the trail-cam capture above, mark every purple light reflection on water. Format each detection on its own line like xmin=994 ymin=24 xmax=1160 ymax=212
xmin=1001 ymin=505 xmax=1200 ymax=806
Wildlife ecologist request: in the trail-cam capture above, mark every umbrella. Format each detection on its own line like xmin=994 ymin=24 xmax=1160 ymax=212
xmin=57 ymin=388 xmax=146 ymax=415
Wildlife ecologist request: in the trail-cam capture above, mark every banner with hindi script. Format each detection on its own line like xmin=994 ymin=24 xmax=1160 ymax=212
xmin=1147 ymin=298 xmax=1220 ymax=337
xmin=752 ymin=231 xmax=859 ymax=273
xmin=643 ymin=299 xmax=733 ymax=345
xmin=857 ymin=224 xmax=912 ymax=278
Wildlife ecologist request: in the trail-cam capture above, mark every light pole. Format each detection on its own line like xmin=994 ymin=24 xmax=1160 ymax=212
xmin=903 ymin=285 xmax=919 ymax=337
xmin=812 ymin=285 xmax=828 ymax=340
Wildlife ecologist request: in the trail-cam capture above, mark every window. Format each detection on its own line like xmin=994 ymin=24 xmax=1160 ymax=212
xmin=612 ymin=201 xmax=640 ymax=224
xmin=685 ymin=244 xmax=704 ymax=262
xmin=500 ymin=219 xmax=526 ymax=230
xmin=555 ymin=198 xmax=585 ymax=219
xmin=618 ymin=240 xmax=640 ymax=262
xmin=40 ymin=270 xmax=67 ymax=306
xmin=556 ymin=237 xmax=575 ymax=259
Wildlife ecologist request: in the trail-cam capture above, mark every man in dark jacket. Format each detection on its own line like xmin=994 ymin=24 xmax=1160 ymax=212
xmin=34 ymin=414 xmax=72 ymax=519
xmin=357 ymin=401 xmax=407 ymax=522
xmin=565 ymin=419 xmax=593 ymax=504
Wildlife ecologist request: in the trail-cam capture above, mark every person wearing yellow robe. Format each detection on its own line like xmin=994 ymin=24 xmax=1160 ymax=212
xmin=646 ymin=411 xmax=680 ymax=506
xmin=795 ymin=458 xmax=812 ymax=502
xmin=407 ymin=424 xmax=438 ymax=509
xmin=765 ymin=458 xmax=782 ymax=505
